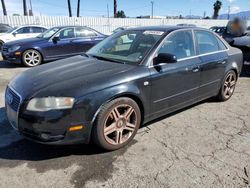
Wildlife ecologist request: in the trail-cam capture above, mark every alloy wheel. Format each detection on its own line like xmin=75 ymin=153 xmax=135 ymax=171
xmin=103 ymin=104 xmax=138 ymax=145
xmin=223 ymin=72 xmax=236 ymax=99
xmin=23 ymin=50 xmax=41 ymax=67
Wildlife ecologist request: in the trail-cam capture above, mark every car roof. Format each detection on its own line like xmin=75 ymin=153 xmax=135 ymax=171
xmin=126 ymin=25 xmax=203 ymax=32
xmin=50 ymin=25 xmax=89 ymax=29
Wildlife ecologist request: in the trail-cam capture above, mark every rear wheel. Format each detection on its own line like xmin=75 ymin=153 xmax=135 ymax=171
xmin=93 ymin=97 xmax=141 ymax=150
xmin=216 ymin=70 xmax=237 ymax=101
xmin=22 ymin=49 xmax=42 ymax=67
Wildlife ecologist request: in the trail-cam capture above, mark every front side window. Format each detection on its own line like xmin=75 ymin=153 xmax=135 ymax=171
xmin=195 ymin=31 xmax=221 ymax=54
xmin=87 ymin=30 xmax=163 ymax=64
xmin=75 ymin=28 xmax=97 ymax=38
xmin=16 ymin=27 xmax=31 ymax=34
xmin=57 ymin=28 xmax=75 ymax=39
xmin=157 ymin=30 xmax=195 ymax=59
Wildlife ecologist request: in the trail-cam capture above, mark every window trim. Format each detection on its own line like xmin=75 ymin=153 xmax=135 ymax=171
xmin=147 ymin=29 xmax=230 ymax=68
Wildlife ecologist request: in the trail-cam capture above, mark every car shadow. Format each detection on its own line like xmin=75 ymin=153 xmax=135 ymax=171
xmin=0 ymin=97 xmax=215 ymax=162
xmin=0 ymin=106 xmax=136 ymax=161
xmin=0 ymin=107 xmax=135 ymax=186
xmin=0 ymin=61 xmax=23 ymax=68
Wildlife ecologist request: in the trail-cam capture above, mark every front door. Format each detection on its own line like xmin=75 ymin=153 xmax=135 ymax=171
xmin=44 ymin=28 xmax=77 ymax=59
xmin=149 ymin=30 xmax=201 ymax=117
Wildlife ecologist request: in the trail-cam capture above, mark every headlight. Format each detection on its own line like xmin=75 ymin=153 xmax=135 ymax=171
xmin=27 ymin=97 xmax=75 ymax=112
xmin=8 ymin=45 xmax=20 ymax=52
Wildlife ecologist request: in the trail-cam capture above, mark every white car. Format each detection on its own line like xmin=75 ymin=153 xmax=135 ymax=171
xmin=0 ymin=25 xmax=47 ymax=48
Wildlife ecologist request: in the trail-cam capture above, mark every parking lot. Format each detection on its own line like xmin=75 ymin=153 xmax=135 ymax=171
xmin=0 ymin=60 xmax=249 ymax=188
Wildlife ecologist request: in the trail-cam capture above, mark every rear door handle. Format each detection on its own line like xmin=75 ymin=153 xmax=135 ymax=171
xmin=217 ymin=59 xmax=227 ymax=64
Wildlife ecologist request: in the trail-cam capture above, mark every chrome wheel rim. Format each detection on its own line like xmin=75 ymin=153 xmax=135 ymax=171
xmin=24 ymin=50 xmax=41 ymax=66
xmin=223 ymin=73 xmax=236 ymax=99
xmin=104 ymin=104 xmax=137 ymax=145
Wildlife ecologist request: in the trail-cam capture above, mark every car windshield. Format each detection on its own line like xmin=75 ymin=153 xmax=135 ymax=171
xmin=37 ymin=27 xmax=60 ymax=39
xmin=6 ymin=27 xmax=17 ymax=33
xmin=87 ymin=30 xmax=164 ymax=64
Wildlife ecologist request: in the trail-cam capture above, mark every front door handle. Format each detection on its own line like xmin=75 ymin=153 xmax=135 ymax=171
xmin=192 ymin=66 xmax=200 ymax=73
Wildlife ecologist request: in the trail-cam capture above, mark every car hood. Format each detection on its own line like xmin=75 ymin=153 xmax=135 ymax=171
xmin=4 ymin=37 xmax=46 ymax=47
xmin=9 ymin=55 xmax=136 ymax=99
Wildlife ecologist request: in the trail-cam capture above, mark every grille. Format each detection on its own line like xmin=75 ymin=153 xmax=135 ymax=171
xmin=6 ymin=87 xmax=22 ymax=112
xmin=2 ymin=46 xmax=8 ymax=52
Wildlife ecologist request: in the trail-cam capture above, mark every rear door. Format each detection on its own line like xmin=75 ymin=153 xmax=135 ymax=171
xmin=194 ymin=30 xmax=228 ymax=98
xmin=149 ymin=30 xmax=201 ymax=116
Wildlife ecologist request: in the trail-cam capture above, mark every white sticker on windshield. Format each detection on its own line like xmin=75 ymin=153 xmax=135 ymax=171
xmin=143 ymin=31 xmax=164 ymax=35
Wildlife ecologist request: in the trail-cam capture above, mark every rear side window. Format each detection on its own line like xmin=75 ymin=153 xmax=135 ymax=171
xmin=216 ymin=36 xmax=227 ymax=50
xmin=16 ymin=27 xmax=31 ymax=34
xmin=31 ymin=27 xmax=46 ymax=33
xmin=75 ymin=28 xmax=97 ymax=38
xmin=195 ymin=31 xmax=224 ymax=54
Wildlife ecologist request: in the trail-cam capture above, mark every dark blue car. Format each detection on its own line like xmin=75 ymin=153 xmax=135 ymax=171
xmin=2 ymin=26 xmax=106 ymax=67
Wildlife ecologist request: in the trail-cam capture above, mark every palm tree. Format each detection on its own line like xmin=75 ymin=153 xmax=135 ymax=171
xmin=1 ymin=0 xmax=7 ymax=15
xmin=114 ymin=0 xmax=117 ymax=18
xmin=77 ymin=0 xmax=80 ymax=17
xmin=23 ymin=0 xmax=28 ymax=16
xmin=67 ymin=0 xmax=72 ymax=17
xmin=213 ymin=0 xmax=222 ymax=19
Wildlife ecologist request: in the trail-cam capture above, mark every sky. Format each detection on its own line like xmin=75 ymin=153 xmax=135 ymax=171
xmin=1 ymin=0 xmax=250 ymax=18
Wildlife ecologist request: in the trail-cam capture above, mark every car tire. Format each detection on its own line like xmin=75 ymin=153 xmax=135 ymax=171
xmin=216 ymin=70 xmax=237 ymax=101
xmin=22 ymin=49 xmax=42 ymax=67
xmin=93 ymin=97 xmax=141 ymax=151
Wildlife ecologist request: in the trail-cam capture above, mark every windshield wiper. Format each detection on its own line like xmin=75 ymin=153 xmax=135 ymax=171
xmin=91 ymin=55 xmax=125 ymax=64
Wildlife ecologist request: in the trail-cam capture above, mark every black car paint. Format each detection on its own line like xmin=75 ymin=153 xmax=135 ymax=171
xmin=6 ymin=26 xmax=243 ymax=145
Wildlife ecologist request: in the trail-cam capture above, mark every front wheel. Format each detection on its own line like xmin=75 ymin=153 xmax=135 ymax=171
xmin=22 ymin=49 xmax=42 ymax=67
xmin=216 ymin=70 xmax=237 ymax=101
xmin=93 ymin=97 xmax=141 ymax=151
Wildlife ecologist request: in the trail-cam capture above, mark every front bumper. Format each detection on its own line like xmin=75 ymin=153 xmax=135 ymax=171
xmin=6 ymin=101 xmax=93 ymax=145
xmin=2 ymin=51 xmax=22 ymax=64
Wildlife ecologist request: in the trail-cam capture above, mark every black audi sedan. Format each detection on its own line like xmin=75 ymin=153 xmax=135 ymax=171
xmin=6 ymin=26 xmax=243 ymax=150
xmin=2 ymin=26 xmax=106 ymax=67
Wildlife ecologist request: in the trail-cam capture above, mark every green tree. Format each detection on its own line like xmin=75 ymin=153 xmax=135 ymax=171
xmin=117 ymin=10 xmax=126 ymax=18
xmin=213 ymin=0 xmax=222 ymax=19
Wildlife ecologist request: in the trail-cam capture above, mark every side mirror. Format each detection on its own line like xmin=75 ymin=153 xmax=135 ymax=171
xmin=52 ymin=36 xmax=60 ymax=43
xmin=153 ymin=53 xmax=177 ymax=66
xmin=12 ymin=31 xmax=17 ymax=37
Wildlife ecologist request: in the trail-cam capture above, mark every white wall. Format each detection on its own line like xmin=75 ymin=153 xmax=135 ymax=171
xmin=0 ymin=16 xmax=235 ymax=34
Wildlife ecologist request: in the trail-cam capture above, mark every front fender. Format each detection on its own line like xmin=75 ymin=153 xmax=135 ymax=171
xmin=74 ymin=80 xmax=150 ymax=125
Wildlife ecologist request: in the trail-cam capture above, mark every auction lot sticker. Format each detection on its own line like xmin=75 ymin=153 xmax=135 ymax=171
xmin=143 ymin=31 xmax=164 ymax=35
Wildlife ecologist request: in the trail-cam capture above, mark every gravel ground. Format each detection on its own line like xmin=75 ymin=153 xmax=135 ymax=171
xmin=0 ymin=61 xmax=249 ymax=188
